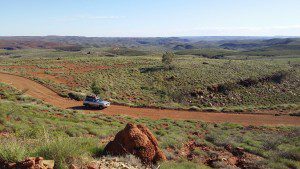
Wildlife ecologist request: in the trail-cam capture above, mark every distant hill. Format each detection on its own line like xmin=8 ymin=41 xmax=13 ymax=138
xmin=173 ymin=44 xmax=196 ymax=50
xmin=0 ymin=39 xmax=63 ymax=50
xmin=220 ymin=38 xmax=300 ymax=50
xmin=0 ymin=36 xmax=299 ymax=54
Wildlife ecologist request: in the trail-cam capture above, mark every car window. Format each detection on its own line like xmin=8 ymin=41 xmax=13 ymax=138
xmin=86 ymin=97 xmax=102 ymax=102
xmin=86 ymin=98 xmax=94 ymax=102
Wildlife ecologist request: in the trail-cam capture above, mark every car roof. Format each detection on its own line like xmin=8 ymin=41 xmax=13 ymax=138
xmin=86 ymin=95 xmax=98 ymax=98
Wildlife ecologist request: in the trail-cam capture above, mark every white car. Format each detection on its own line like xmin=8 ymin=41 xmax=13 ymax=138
xmin=83 ymin=95 xmax=110 ymax=109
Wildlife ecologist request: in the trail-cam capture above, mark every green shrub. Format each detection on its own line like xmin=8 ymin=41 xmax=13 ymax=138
xmin=36 ymin=137 xmax=93 ymax=168
xmin=90 ymin=81 xmax=102 ymax=95
xmin=15 ymin=125 xmax=44 ymax=139
xmin=68 ymin=92 xmax=86 ymax=101
xmin=0 ymin=139 xmax=28 ymax=162
xmin=155 ymin=129 xmax=167 ymax=136
xmin=55 ymin=45 xmax=84 ymax=52
xmin=160 ymin=160 xmax=209 ymax=169
xmin=162 ymin=52 xmax=175 ymax=70
xmin=278 ymin=145 xmax=300 ymax=161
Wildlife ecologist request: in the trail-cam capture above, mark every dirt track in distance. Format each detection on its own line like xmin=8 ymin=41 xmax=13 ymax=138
xmin=0 ymin=72 xmax=299 ymax=126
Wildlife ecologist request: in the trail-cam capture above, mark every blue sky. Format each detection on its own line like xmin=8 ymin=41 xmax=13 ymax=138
xmin=1 ymin=0 xmax=300 ymax=37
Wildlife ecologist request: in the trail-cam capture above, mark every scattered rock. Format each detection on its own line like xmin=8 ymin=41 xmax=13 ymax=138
xmin=190 ymin=89 xmax=204 ymax=98
xmin=71 ymin=155 xmax=149 ymax=169
xmin=227 ymin=157 xmax=238 ymax=165
xmin=69 ymin=164 xmax=78 ymax=169
xmin=225 ymin=145 xmax=245 ymax=157
xmin=104 ymin=123 xmax=166 ymax=164
xmin=43 ymin=160 xmax=55 ymax=169
xmin=17 ymin=158 xmax=35 ymax=168
xmin=87 ymin=162 xmax=98 ymax=169
xmin=0 ymin=157 xmax=54 ymax=169
xmin=233 ymin=147 xmax=245 ymax=157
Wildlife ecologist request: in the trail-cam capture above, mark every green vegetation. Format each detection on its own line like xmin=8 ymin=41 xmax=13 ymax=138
xmin=160 ymin=160 xmax=210 ymax=169
xmin=90 ymin=80 xmax=102 ymax=95
xmin=67 ymin=91 xmax=86 ymax=101
xmin=0 ymin=51 xmax=299 ymax=112
xmin=0 ymin=139 xmax=28 ymax=163
xmin=54 ymin=45 xmax=84 ymax=52
xmin=1 ymin=37 xmax=299 ymax=112
xmin=0 ymin=37 xmax=300 ymax=168
xmin=105 ymin=47 xmax=148 ymax=56
xmin=162 ymin=52 xmax=175 ymax=70
xmin=175 ymin=48 xmax=236 ymax=59
xmin=0 ymin=82 xmax=299 ymax=168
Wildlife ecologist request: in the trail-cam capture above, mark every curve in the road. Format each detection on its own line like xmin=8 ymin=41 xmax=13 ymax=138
xmin=0 ymin=72 xmax=299 ymax=126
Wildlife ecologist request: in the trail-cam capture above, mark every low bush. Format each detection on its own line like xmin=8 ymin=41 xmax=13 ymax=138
xmin=55 ymin=45 xmax=84 ymax=52
xmin=160 ymin=160 xmax=210 ymax=169
xmin=0 ymin=139 xmax=28 ymax=163
xmin=68 ymin=92 xmax=86 ymax=101
xmin=36 ymin=137 xmax=96 ymax=168
xmin=189 ymin=106 xmax=201 ymax=111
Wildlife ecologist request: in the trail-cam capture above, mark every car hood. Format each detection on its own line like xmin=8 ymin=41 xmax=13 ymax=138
xmin=99 ymin=101 xmax=110 ymax=104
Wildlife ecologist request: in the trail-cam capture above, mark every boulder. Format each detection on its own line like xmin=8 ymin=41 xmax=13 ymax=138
xmin=104 ymin=123 xmax=166 ymax=164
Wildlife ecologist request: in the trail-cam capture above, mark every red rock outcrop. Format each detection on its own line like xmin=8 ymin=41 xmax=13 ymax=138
xmin=104 ymin=123 xmax=166 ymax=164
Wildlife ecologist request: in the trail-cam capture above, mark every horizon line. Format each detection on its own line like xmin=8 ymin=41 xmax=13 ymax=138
xmin=1 ymin=35 xmax=300 ymax=38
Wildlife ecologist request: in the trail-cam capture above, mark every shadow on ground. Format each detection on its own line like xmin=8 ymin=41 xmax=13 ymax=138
xmin=68 ymin=106 xmax=104 ymax=110
xmin=139 ymin=66 xmax=165 ymax=73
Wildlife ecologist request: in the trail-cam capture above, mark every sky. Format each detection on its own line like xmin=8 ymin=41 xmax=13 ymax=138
xmin=1 ymin=0 xmax=300 ymax=37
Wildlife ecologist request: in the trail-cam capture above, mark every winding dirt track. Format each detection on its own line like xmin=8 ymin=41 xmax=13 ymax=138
xmin=0 ymin=72 xmax=299 ymax=126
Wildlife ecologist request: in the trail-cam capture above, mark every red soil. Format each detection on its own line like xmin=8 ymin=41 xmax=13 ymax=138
xmin=0 ymin=72 xmax=299 ymax=126
xmin=0 ymin=63 xmax=112 ymax=86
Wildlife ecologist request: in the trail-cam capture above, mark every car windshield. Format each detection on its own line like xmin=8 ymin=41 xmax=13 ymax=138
xmin=85 ymin=96 xmax=102 ymax=102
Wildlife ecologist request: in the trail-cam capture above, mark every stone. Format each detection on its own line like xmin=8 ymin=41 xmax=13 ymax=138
xmin=69 ymin=164 xmax=78 ymax=169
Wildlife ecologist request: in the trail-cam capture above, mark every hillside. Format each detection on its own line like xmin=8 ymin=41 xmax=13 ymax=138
xmin=0 ymin=82 xmax=299 ymax=168
xmin=1 ymin=36 xmax=299 ymax=53
xmin=0 ymin=36 xmax=300 ymax=169
xmin=0 ymin=50 xmax=299 ymax=112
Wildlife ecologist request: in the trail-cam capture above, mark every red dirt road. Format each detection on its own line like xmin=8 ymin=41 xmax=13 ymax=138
xmin=0 ymin=72 xmax=299 ymax=126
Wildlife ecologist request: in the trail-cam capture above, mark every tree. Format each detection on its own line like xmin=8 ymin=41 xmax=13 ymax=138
xmin=162 ymin=52 xmax=175 ymax=70
xmin=90 ymin=81 xmax=101 ymax=95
